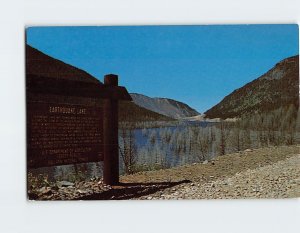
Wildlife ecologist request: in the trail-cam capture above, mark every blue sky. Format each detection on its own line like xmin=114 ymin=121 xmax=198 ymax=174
xmin=26 ymin=25 xmax=299 ymax=113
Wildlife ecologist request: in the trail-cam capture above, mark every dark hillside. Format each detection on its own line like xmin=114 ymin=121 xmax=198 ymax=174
xmin=26 ymin=45 xmax=101 ymax=84
xmin=26 ymin=44 xmax=172 ymax=122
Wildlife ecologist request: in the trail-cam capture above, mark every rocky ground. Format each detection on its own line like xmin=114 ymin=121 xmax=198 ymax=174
xmin=29 ymin=145 xmax=300 ymax=200
xmin=137 ymin=154 xmax=300 ymax=200
xmin=28 ymin=179 xmax=113 ymax=200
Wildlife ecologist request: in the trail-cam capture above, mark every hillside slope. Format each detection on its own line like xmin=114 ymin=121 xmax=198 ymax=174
xmin=26 ymin=44 xmax=172 ymax=122
xmin=26 ymin=45 xmax=101 ymax=84
xmin=204 ymin=55 xmax=299 ymax=119
xmin=131 ymin=93 xmax=200 ymax=119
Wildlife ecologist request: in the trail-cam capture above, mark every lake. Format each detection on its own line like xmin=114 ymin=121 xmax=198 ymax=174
xmin=29 ymin=120 xmax=299 ymax=182
xmin=29 ymin=121 xmax=218 ymax=181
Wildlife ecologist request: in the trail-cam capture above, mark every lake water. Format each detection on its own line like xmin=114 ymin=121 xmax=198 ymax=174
xmin=127 ymin=121 xmax=217 ymax=169
xmin=29 ymin=121 xmax=299 ymax=182
xmin=29 ymin=121 xmax=217 ymax=181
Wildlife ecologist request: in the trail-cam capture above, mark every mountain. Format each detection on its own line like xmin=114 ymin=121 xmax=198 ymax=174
xmin=26 ymin=44 xmax=101 ymax=84
xmin=204 ymin=55 xmax=299 ymax=119
xmin=130 ymin=93 xmax=200 ymax=119
xmin=26 ymin=45 xmax=172 ymax=122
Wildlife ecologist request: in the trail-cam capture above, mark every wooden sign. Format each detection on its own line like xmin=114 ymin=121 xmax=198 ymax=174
xmin=27 ymin=102 xmax=103 ymax=168
xmin=26 ymin=45 xmax=131 ymax=185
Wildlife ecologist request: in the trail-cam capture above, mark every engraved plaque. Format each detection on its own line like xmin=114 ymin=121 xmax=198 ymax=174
xmin=27 ymin=102 xmax=103 ymax=168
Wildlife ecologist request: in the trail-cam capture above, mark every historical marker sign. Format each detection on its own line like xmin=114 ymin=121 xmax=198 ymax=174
xmin=27 ymin=102 xmax=103 ymax=168
xmin=26 ymin=44 xmax=131 ymax=185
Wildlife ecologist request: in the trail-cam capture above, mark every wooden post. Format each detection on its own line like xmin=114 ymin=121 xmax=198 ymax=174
xmin=103 ymin=74 xmax=119 ymax=185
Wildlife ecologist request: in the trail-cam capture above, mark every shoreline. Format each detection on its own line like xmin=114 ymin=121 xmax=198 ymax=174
xmin=30 ymin=145 xmax=300 ymax=200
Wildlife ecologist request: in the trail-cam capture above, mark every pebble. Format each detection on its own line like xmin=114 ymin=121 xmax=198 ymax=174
xmin=77 ymin=189 xmax=88 ymax=194
xmin=244 ymin=149 xmax=253 ymax=153
xmin=57 ymin=181 xmax=75 ymax=187
xmin=38 ymin=187 xmax=52 ymax=196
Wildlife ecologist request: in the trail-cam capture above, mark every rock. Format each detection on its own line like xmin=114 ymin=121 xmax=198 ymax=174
xmin=203 ymin=160 xmax=208 ymax=164
xmin=57 ymin=181 xmax=75 ymax=187
xmin=38 ymin=187 xmax=52 ymax=196
xmin=77 ymin=189 xmax=88 ymax=194
xmin=44 ymin=194 xmax=54 ymax=200
xmin=147 ymin=196 xmax=153 ymax=200
xmin=244 ymin=149 xmax=253 ymax=153
xmin=51 ymin=185 xmax=59 ymax=191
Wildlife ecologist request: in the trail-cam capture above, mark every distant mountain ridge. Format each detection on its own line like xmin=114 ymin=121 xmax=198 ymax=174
xmin=130 ymin=93 xmax=200 ymax=119
xmin=204 ymin=55 xmax=299 ymax=119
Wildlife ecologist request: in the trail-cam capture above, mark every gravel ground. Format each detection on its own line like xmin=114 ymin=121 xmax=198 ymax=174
xmin=137 ymin=154 xmax=300 ymax=200
xmin=31 ymin=145 xmax=300 ymax=200
xmin=121 ymin=145 xmax=300 ymax=185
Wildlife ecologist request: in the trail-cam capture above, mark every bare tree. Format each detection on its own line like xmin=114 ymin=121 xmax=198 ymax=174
xmin=283 ymin=104 xmax=297 ymax=145
xmin=119 ymin=123 xmax=137 ymax=174
xmin=218 ymin=120 xmax=231 ymax=155
xmin=194 ymin=127 xmax=210 ymax=161
xmin=149 ymin=130 xmax=157 ymax=146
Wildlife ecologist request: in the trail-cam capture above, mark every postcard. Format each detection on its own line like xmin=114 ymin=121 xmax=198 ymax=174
xmin=26 ymin=25 xmax=299 ymax=200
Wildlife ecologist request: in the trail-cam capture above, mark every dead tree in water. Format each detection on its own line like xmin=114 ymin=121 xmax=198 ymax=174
xmin=149 ymin=130 xmax=157 ymax=146
xmin=283 ymin=104 xmax=298 ymax=145
xmin=229 ymin=120 xmax=243 ymax=152
xmin=196 ymin=128 xmax=210 ymax=161
xmin=119 ymin=123 xmax=137 ymax=174
xmin=218 ymin=120 xmax=231 ymax=155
